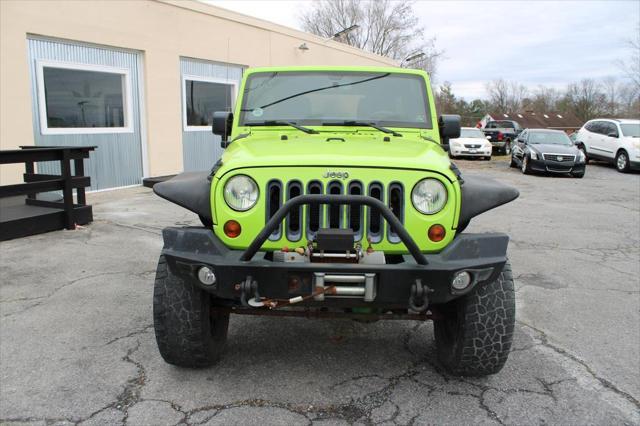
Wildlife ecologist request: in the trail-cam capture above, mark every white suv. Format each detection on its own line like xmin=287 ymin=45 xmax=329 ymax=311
xmin=575 ymin=118 xmax=640 ymax=172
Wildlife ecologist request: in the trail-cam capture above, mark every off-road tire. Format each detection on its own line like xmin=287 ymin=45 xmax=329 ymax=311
xmin=153 ymin=255 xmax=229 ymax=367
xmin=434 ymin=261 xmax=515 ymax=376
xmin=199 ymin=214 xmax=213 ymax=228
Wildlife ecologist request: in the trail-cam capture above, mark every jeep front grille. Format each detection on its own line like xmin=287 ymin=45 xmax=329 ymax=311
xmin=266 ymin=180 xmax=405 ymax=243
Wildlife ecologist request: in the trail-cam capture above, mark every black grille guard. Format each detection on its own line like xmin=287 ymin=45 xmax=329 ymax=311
xmin=240 ymin=194 xmax=428 ymax=265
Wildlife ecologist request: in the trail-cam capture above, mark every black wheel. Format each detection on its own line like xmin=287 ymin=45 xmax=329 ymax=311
xmin=199 ymin=214 xmax=213 ymax=228
xmin=615 ymin=150 xmax=630 ymax=173
xmin=434 ymin=261 xmax=515 ymax=376
xmin=521 ymin=155 xmax=530 ymax=174
xmin=153 ymin=255 xmax=229 ymax=367
xmin=571 ymin=170 xmax=585 ymax=178
xmin=578 ymin=146 xmax=589 ymax=165
xmin=509 ymin=154 xmax=517 ymax=168
xmin=503 ymin=141 xmax=511 ymax=155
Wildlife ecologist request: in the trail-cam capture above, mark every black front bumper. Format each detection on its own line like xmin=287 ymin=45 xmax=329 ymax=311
xmin=161 ymin=227 xmax=510 ymax=307
xmin=529 ymin=158 xmax=585 ymax=174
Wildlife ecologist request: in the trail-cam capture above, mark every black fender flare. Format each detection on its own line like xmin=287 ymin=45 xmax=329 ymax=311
xmin=153 ymin=172 xmax=213 ymax=223
xmin=458 ymin=174 xmax=519 ymax=228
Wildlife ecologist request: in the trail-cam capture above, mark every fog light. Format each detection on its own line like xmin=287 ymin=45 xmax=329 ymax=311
xmin=452 ymin=271 xmax=472 ymax=290
xmin=428 ymin=224 xmax=446 ymax=242
xmin=198 ymin=266 xmax=216 ymax=285
xmin=224 ymin=220 xmax=241 ymax=238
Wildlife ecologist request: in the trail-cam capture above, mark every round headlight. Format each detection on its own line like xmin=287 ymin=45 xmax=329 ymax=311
xmin=411 ymin=178 xmax=447 ymax=215
xmin=224 ymin=175 xmax=259 ymax=211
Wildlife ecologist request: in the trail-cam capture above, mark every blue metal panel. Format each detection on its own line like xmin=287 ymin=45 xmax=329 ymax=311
xmin=181 ymin=58 xmax=243 ymax=172
xmin=28 ymin=38 xmax=143 ymax=190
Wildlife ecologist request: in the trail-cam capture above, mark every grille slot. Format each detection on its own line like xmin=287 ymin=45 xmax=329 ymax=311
xmin=286 ymin=181 xmax=303 ymax=241
xmin=387 ymin=183 xmax=404 ymax=243
xmin=368 ymin=182 xmax=384 ymax=243
xmin=348 ymin=181 xmax=364 ymax=239
xmin=266 ymin=181 xmax=282 ymax=241
xmin=327 ymin=181 xmax=343 ymax=229
xmin=306 ymin=181 xmax=323 ymax=239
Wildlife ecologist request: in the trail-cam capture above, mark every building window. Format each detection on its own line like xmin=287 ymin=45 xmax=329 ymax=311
xmin=183 ymin=76 xmax=236 ymax=131
xmin=36 ymin=61 xmax=133 ymax=135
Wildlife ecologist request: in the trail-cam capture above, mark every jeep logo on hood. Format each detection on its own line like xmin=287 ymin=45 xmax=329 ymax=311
xmin=323 ymin=171 xmax=349 ymax=179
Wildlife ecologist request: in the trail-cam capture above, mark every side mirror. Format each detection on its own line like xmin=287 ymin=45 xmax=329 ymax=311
xmin=438 ymin=115 xmax=461 ymax=146
xmin=607 ymin=132 xmax=618 ymax=138
xmin=485 ymin=135 xmax=492 ymax=140
xmin=212 ymin=111 xmax=234 ymax=148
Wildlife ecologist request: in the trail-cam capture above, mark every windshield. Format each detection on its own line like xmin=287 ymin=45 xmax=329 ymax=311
xmin=528 ymin=131 xmax=572 ymax=145
xmin=487 ymin=121 xmax=514 ymax=129
xmin=239 ymin=71 xmax=431 ymax=129
xmin=460 ymin=128 xmax=485 ymax=138
xmin=620 ymin=123 xmax=640 ymax=137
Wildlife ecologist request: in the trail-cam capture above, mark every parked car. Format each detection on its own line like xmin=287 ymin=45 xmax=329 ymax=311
xmin=574 ymin=118 xmax=640 ymax=173
xmin=568 ymin=131 xmax=579 ymax=143
xmin=152 ymin=66 xmax=520 ymax=377
xmin=448 ymin=127 xmax=493 ymax=160
xmin=510 ymin=128 xmax=586 ymax=178
xmin=482 ymin=120 xmax=523 ymax=155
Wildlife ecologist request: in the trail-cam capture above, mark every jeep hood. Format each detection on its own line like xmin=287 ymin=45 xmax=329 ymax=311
xmin=218 ymin=131 xmax=451 ymax=174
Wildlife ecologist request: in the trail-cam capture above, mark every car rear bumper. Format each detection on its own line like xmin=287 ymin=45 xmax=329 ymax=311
xmin=160 ymin=227 xmax=510 ymax=308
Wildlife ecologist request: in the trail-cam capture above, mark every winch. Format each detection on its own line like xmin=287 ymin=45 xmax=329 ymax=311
xmin=272 ymin=228 xmax=386 ymax=265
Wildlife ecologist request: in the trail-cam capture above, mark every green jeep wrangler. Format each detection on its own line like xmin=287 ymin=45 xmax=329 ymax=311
xmin=153 ymin=66 xmax=519 ymax=376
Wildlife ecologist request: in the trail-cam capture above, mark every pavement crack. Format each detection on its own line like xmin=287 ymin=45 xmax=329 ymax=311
xmin=518 ymin=320 xmax=640 ymax=411
xmin=1 ymin=271 xmax=130 ymax=319
xmin=107 ymin=221 xmax=163 ymax=235
xmin=104 ymin=324 xmax=154 ymax=346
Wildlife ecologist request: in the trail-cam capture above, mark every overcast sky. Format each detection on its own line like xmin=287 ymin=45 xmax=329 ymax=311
xmin=207 ymin=0 xmax=639 ymax=99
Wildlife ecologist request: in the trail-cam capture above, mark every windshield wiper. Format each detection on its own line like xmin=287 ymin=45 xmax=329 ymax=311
xmin=324 ymin=121 xmax=402 ymax=137
xmin=247 ymin=120 xmax=318 ymax=134
xmin=420 ymin=135 xmax=439 ymax=144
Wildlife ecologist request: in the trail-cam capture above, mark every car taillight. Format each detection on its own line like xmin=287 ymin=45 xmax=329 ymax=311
xmin=497 ymin=131 xmax=504 ymax=141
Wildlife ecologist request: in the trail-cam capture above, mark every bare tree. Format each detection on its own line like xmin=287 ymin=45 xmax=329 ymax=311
xmin=618 ymin=82 xmax=640 ymax=118
xmin=601 ymin=76 xmax=619 ymax=116
xmin=561 ymin=79 xmax=606 ymax=122
xmin=299 ymin=0 xmax=442 ymax=77
xmin=616 ymin=22 xmax=640 ymax=92
xmin=485 ymin=79 xmax=528 ymax=111
xmin=524 ymin=85 xmax=561 ymax=112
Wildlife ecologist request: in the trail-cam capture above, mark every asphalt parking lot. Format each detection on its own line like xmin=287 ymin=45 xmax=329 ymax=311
xmin=1 ymin=157 xmax=639 ymax=425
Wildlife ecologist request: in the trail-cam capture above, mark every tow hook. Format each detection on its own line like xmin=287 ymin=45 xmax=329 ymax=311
xmin=409 ymin=279 xmax=432 ymax=313
xmin=239 ymin=276 xmax=262 ymax=307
